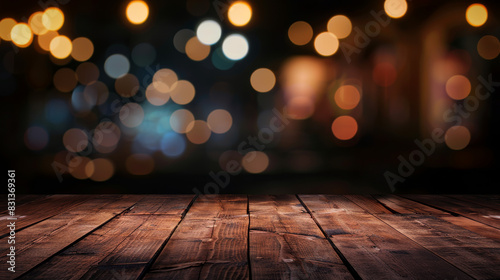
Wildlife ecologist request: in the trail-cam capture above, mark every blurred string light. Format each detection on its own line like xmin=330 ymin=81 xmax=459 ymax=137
xmin=42 ymin=7 xmax=64 ymax=31
xmin=288 ymin=21 xmax=313 ymax=46
xmin=49 ymin=35 xmax=72 ymax=59
xmin=477 ymin=35 xmax=500 ymax=60
xmin=445 ymin=126 xmax=471 ymax=150
xmin=71 ymin=37 xmax=94 ymax=61
xmin=0 ymin=18 xmax=17 ymax=41
xmin=207 ymin=109 xmax=232 ymax=134
xmin=104 ymin=54 xmax=130 ymax=78
xmin=314 ymin=32 xmax=339 ymax=56
xmin=196 ymin=19 xmax=221 ymax=45
xmin=185 ymin=36 xmax=210 ymax=61
xmin=186 ymin=120 xmax=211 ymax=144
xmin=242 ymin=151 xmax=269 ymax=173
xmin=24 ymin=126 xmax=49 ymax=151
xmin=146 ymin=83 xmax=170 ymax=106
xmin=331 ymin=116 xmax=358 ymax=140
xmin=222 ymin=34 xmax=249 ymax=60
xmin=334 ymin=85 xmax=361 ymax=110
xmin=126 ymin=0 xmax=149 ymax=25
xmin=228 ymin=1 xmax=252 ymax=27
xmin=84 ymin=81 xmax=109 ymax=105
xmin=11 ymin=23 xmax=33 ymax=47
xmin=170 ymin=109 xmax=195 ymax=133
xmin=53 ymin=68 xmax=77 ymax=92
xmin=37 ymin=31 xmax=58 ymax=51
xmin=327 ymin=15 xmax=352 ymax=39
xmin=153 ymin=68 xmax=178 ymax=93
xmin=63 ymin=128 xmax=88 ymax=153
xmin=446 ymin=75 xmax=471 ymax=100
xmin=28 ymin=12 xmax=47 ymax=35
xmin=173 ymin=29 xmax=195 ymax=53
xmin=93 ymin=121 xmax=121 ymax=153
xmin=384 ymin=0 xmax=408 ymax=19
xmin=170 ymin=80 xmax=196 ymax=105
xmin=115 ymin=73 xmax=139 ymax=97
xmin=161 ymin=132 xmax=186 ymax=157
xmin=76 ymin=62 xmax=100 ymax=85
xmin=466 ymin=3 xmax=487 ymax=27
xmin=85 ymin=158 xmax=115 ymax=181
xmin=250 ymin=68 xmax=276 ymax=93
xmin=69 ymin=157 xmax=91 ymax=179
xmin=119 ymin=103 xmax=145 ymax=128
xmin=72 ymin=85 xmax=96 ymax=112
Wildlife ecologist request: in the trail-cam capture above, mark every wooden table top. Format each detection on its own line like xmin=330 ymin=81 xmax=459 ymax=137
xmin=1 ymin=194 xmax=499 ymax=279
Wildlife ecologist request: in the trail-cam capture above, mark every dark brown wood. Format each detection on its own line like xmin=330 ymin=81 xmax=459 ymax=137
xmin=344 ymin=195 xmax=392 ymax=214
xmin=447 ymin=195 xmax=500 ymax=212
xmin=249 ymin=195 xmax=353 ymax=280
xmin=299 ymin=195 xmax=474 ymax=280
xmin=373 ymin=194 xmax=449 ymax=215
xmin=143 ymin=195 xmax=249 ymax=280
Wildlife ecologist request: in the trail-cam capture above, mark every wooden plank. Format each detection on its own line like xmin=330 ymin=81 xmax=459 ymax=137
xmin=402 ymin=195 xmax=500 ymax=229
xmin=447 ymin=195 xmax=500 ymax=212
xmin=373 ymin=195 xmax=449 ymax=215
xmin=299 ymin=195 xmax=474 ymax=280
xmin=143 ymin=195 xmax=249 ymax=280
xmin=344 ymin=195 xmax=392 ymax=214
xmin=249 ymin=195 xmax=353 ymax=280
xmin=0 ymin=195 xmax=92 ymax=237
xmin=0 ymin=195 xmax=142 ymax=279
xmin=378 ymin=214 xmax=500 ymax=279
xmin=18 ymin=195 xmax=194 ymax=280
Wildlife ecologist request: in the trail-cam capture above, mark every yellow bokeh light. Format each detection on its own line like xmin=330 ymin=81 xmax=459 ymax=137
xmin=85 ymin=158 xmax=115 ymax=182
xmin=207 ymin=109 xmax=233 ymax=134
xmin=71 ymin=37 xmax=94 ymax=61
xmin=228 ymin=1 xmax=252 ymax=27
xmin=170 ymin=109 xmax=195 ymax=134
xmin=68 ymin=157 xmax=92 ymax=180
xmin=153 ymin=68 xmax=178 ymax=93
xmin=37 ymin=30 xmax=58 ymax=51
xmin=50 ymin=35 xmax=72 ymax=59
xmin=314 ymin=32 xmax=339 ymax=56
xmin=250 ymin=68 xmax=276 ymax=93
xmin=288 ymin=21 xmax=313 ymax=46
xmin=146 ymin=83 xmax=170 ymax=106
xmin=331 ymin=116 xmax=358 ymax=140
xmin=126 ymin=0 xmax=149 ymax=25
xmin=185 ymin=36 xmax=210 ymax=61
xmin=42 ymin=7 xmax=65 ymax=31
xmin=242 ymin=151 xmax=269 ymax=174
xmin=384 ymin=0 xmax=408 ymax=19
xmin=445 ymin=126 xmax=471 ymax=150
xmin=170 ymin=80 xmax=196 ymax=105
xmin=477 ymin=35 xmax=500 ymax=60
xmin=466 ymin=3 xmax=487 ymax=27
xmin=0 ymin=18 xmax=17 ymax=41
xmin=29 ymin=12 xmax=48 ymax=35
xmin=335 ymin=85 xmax=361 ymax=110
xmin=446 ymin=75 xmax=471 ymax=100
xmin=327 ymin=15 xmax=352 ymax=39
xmin=186 ymin=120 xmax=211 ymax=144
xmin=11 ymin=23 xmax=33 ymax=47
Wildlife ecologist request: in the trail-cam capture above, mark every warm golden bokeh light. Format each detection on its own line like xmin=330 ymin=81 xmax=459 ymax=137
xmin=327 ymin=15 xmax=352 ymax=39
xmin=54 ymin=68 xmax=77 ymax=92
xmin=185 ymin=36 xmax=210 ymax=61
xmin=335 ymin=85 xmax=361 ymax=110
xmin=170 ymin=80 xmax=196 ymax=105
xmin=63 ymin=128 xmax=88 ymax=153
xmin=42 ymin=7 xmax=65 ymax=31
xmin=228 ymin=1 xmax=252 ymax=27
xmin=115 ymin=73 xmax=139 ymax=97
xmin=286 ymin=96 xmax=315 ymax=120
xmin=250 ymin=68 xmax=276 ymax=93
xmin=29 ymin=12 xmax=48 ymax=35
xmin=49 ymin=35 xmax=73 ymax=59
xmin=0 ymin=18 xmax=17 ymax=41
xmin=170 ymin=109 xmax=195 ymax=133
xmin=466 ymin=3 xmax=488 ymax=27
xmin=186 ymin=120 xmax=211 ymax=144
xmin=146 ymin=83 xmax=170 ymax=106
xmin=85 ymin=158 xmax=115 ymax=182
xmin=69 ymin=157 xmax=91 ymax=180
xmin=119 ymin=103 xmax=144 ymax=128
xmin=126 ymin=154 xmax=155 ymax=175
xmin=384 ymin=0 xmax=408 ymax=19
xmin=446 ymin=75 xmax=471 ymax=100
xmin=153 ymin=68 xmax=178 ymax=93
xmin=71 ymin=37 xmax=94 ymax=61
xmin=288 ymin=21 xmax=313 ymax=46
xmin=93 ymin=121 xmax=121 ymax=153
xmin=126 ymin=0 xmax=149 ymax=25
xmin=314 ymin=32 xmax=339 ymax=56
xmin=477 ymin=35 xmax=500 ymax=60
xmin=242 ymin=151 xmax=269 ymax=174
xmin=331 ymin=116 xmax=358 ymax=140
xmin=11 ymin=23 xmax=33 ymax=47
xmin=207 ymin=109 xmax=233 ymax=134
xmin=445 ymin=126 xmax=471 ymax=150
xmin=84 ymin=81 xmax=109 ymax=105
xmin=37 ymin=31 xmax=58 ymax=51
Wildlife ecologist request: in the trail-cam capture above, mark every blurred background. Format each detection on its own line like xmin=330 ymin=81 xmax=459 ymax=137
xmin=1 ymin=0 xmax=499 ymax=194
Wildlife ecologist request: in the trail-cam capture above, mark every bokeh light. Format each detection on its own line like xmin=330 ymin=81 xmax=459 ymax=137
xmin=0 ymin=18 xmax=17 ymax=41
xmin=68 ymin=157 xmax=91 ymax=180
xmin=207 ymin=109 xmax=233 ymax=134
xmin=11 ymin=23 xmax=32 ymax=47
xmin=53 ymin=68 xmax=77 ymax=92
xmin=63 ymin=128 xmax=88 ymax=153
xmin=126 ymin=1 xmax=149 ymax=25
xmin=170 ymin=109 xmax=195 ymax=133
xmin=242 ymin=151 xmax=269 ymax=174
xmin=37 ymin=30 xmax=58 ymax=51
xmin=466 ymin=3 xmax=487 ymax=27
xmin=160 ymin=132 xmax=186 ymax=157
xmin=327 ymin=15 xmax=352 ymax=39
xmin=335 ymin=85 xmax=361 ymax=110
xmin=314 ymin=32 xmax=339 ymax=56
xmin=446 ymin=75 xmax=471 ymax=100
xmin=146 ymin=83 xmax=170 ymax=106
xmin=104 ymin=54 xmax=130 ymax=79
xmin=85 ymin=158 xmax=114 ymax=182
xmin=211 ymin=47 xmax=236 ymax=70
xmin=228 ymin=1 xmax=252 ymax=27
xmin=250 ymin=68 xmax=276 ymax=93
xmin=331 ymin=116 xmax=358 ymax=140
xmin=28 ymin=12 xmax=47 ymax=35
xmin=115 ymin=73 xmax=139 ymax=98
xmin=125 ymin=154 xmax=155 ymax=175
xmin=288 ymin=21 xmax=313 ymax=46
xmin=186 ymin=120 xmax=211 ymax=144
xmin=170 ymin=80 xmax=196 ymax=105
xmin=131 ymin=42 xmax=156 ymax=66
xmin=49 ymin=35 xmax=72 ymax=59
xmin=173 ymin=29 xmax=195 ymax=53
xmin=45 ymin=99 xmax=70 ymax=125
xmin=185 ymin=36 xmax=211 ymax=61
xmin=196 ymin=19 xmax=222 ymax=45
xmin=384 ymin=0 xmax=408 ymax=19
xmin=477 ymin=35 xmax=500 ymax=60
xmin=119 ymin=103 xmax=144 ymax=128
xmin=445 ymin=126 xmax=471 ymax=150
xmin=72 ymin=86 xmax=96 ymax=112
xmin=222 ymin=34 xmax=249 ymax=60
xmin=76 ymin=62 xmax=100 ymax=85
xmin=153 ymin=68 xmax=178 ymax=93
xmin=42 ymin=7 xmax=64 ymax=31
xmin=71 ymin=37 xmax=94 ymax=61
xmin=84 ymin=81 xmax=109 ymax=105
xmin=24 ymin=126 xmax=49 ymax=150
xmin=92 ymin=121 xmax=121 ymax=153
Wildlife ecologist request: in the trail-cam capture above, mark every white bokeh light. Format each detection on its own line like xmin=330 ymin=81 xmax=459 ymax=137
xmin=222 ymin=34 xmax=249 ymax=60
xmin=196 ymin=19 xmax=221 ymax=46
